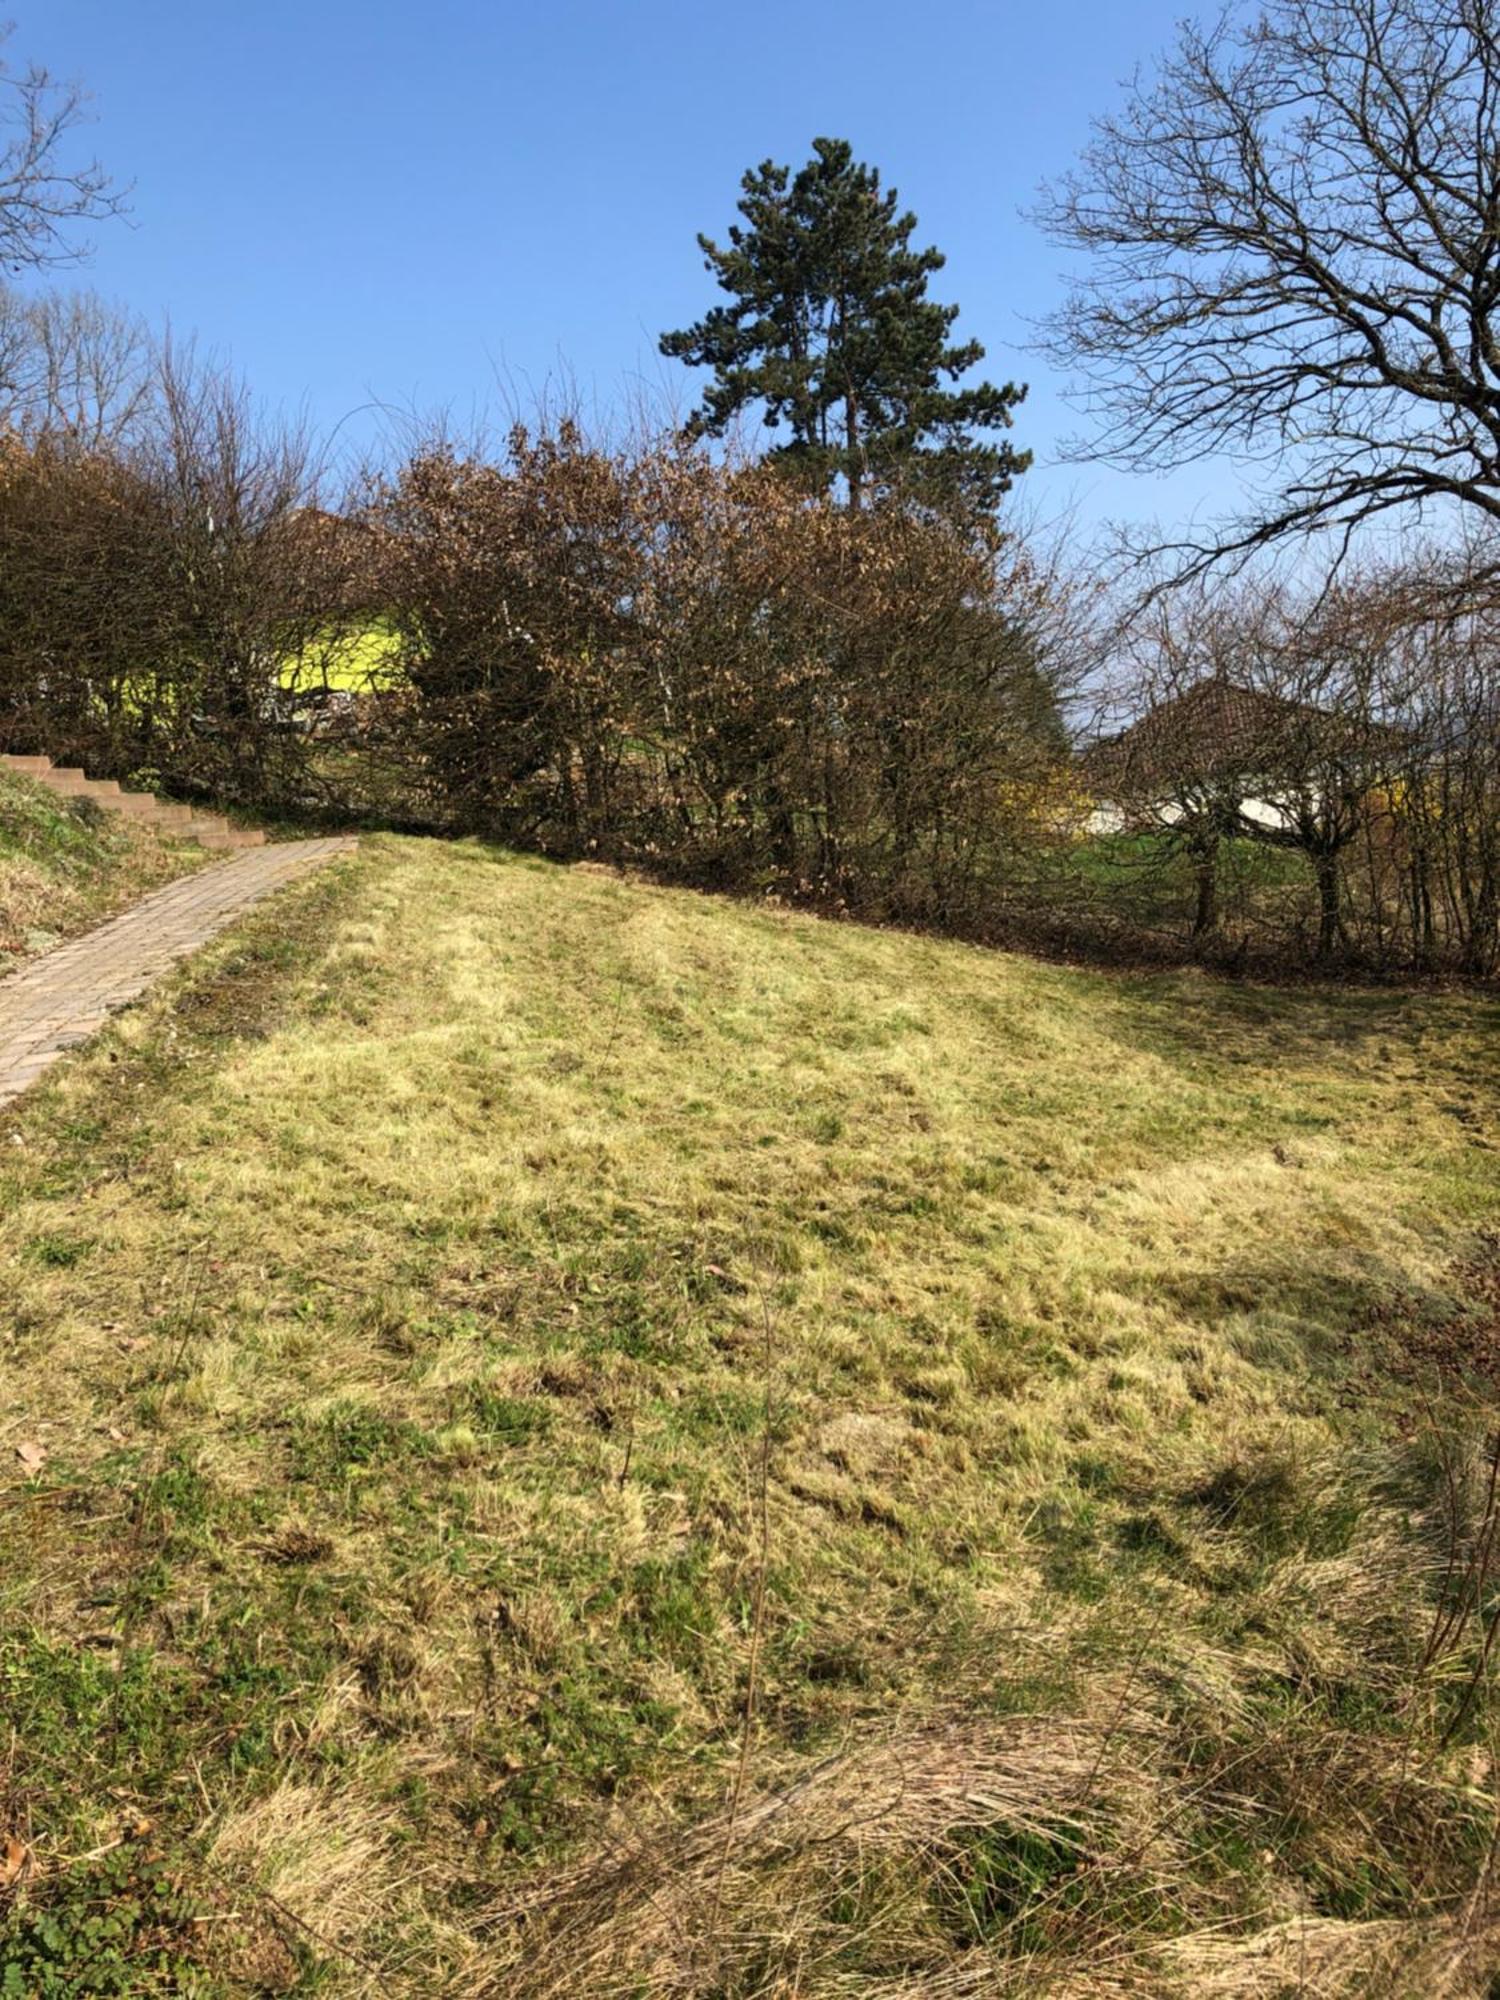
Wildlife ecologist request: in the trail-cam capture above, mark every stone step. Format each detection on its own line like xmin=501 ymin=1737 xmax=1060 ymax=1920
xmin=47 ymin=776 xmax=126 ymax=799
xmin=3 ymin=752 xmax=267 ymax=851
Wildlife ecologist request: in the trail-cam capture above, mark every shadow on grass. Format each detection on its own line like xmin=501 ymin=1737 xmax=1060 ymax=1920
xmin=1095 ymin=970 xmax=1500 ymax=1077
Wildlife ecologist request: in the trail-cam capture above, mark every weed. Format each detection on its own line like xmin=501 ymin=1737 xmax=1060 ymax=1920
xmin=0 ymin=1847 xmax=217 ymax=1998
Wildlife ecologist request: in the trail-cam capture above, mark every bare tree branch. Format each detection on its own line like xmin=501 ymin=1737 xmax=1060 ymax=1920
xmin=0 ymin=26 xmax=125 ymax=274
xmin=0 ymin=285 xmax=151 ymax=442
xmin=1037 ymin=0 xmax=1500 ymax=573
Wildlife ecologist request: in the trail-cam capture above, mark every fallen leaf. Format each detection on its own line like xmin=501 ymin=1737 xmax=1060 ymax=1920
xmin=1 ymin=1836 xmax=26 ymax=1888
xmin=14 ymin=1440 xmax=46 ymax=1474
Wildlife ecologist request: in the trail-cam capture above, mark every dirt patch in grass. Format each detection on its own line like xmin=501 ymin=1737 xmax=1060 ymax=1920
xmin=1345 ymin=1236 xmax=1500 ymax=1393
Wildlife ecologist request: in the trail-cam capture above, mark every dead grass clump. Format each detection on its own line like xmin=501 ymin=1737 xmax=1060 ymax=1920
xmin=818 ymin=1411 xmax=912 ymax=1477
xmin=476 ymin=1713 xmax=1149 ymax=1998
xmin=867 ymin=1911 xmax=1500 ymax=1997
xmin=489 ymin=1589 xmax=572 ymax=1670
xmin=207 ymin=1780 xmax=405 ymax=1953
xmin=1137 ymin=1911 xmax=1500 ymax=1998
xmin=255 ymin=1524 xmax=335 ymax=1566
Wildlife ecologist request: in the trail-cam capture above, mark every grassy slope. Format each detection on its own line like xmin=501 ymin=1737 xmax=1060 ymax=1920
xmin=0 ymin=769 xmax=211 ymax=970
xmin=2 ymin=836 xmax=1499 ymax=1995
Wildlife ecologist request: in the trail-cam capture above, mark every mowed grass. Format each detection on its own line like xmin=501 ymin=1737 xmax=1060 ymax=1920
xmin=0 ymin=770 xmax=211 ymax=970
xmin=2 ymin=836 xmax=1500 ymax=1995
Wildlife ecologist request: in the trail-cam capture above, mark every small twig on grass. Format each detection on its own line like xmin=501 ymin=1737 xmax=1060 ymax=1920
xmin=615 ymin=1379 xmax=638 ymax=1489
xmin=157 ymin=1232 xmax=239 ymax=1389
xmin=136 ymin=1219 xmax=272 ymax=1478
xmin=196 ymin=1854 xmax=391 ymax=1981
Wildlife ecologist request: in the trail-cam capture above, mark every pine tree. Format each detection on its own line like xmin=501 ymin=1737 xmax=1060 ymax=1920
xmin=660 ymin=138 xmax=1029 ymax=512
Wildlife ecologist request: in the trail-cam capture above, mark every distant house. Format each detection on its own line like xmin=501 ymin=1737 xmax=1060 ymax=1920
xmin=1082 ymin=673 xmax=1408 ymax=948
xmin=1082 ymin=675 xmax=1399 ymax=837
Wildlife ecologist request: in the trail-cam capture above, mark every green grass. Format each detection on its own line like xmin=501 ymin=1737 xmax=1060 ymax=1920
xmin=2 ymin=836 xmax=1498 ymax=1994
xmin=1057 ymin=829 xmax=1316 ymax=934
xmin=1069 ymin=827 xmax=1311 ymax=889
xmin=0 ymin=770 xmax=211 ymax=971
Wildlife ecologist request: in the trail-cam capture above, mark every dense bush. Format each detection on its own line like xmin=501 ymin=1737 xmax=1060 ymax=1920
xmin=367 ymin=423 xmax=1066 ymax=928
xmin=0 ymin=352 xmax=348 ymax=810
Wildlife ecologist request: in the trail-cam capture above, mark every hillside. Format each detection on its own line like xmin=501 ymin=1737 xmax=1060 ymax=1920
xmin=0 ymin=767 xmax=211 ymax=971
xmin=2 ymin=836 xmax=1499 ymax=1996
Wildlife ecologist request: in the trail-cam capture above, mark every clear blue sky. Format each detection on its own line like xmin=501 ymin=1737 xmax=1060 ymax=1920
xmin=35 ymin=0 xmax=1230 ymax=534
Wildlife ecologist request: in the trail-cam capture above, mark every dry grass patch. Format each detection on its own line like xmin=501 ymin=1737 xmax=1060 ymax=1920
xmin=479 ymin=1709 xmax=1152 ymax=1999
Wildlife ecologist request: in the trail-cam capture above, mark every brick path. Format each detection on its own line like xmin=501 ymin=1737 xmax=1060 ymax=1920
xmin=0 ymin=838 xmax=356 ymax=1109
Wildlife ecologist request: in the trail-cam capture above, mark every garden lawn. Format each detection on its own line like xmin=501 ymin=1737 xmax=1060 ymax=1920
xmin=2 ymin=834 xmax=1499 ymax=1996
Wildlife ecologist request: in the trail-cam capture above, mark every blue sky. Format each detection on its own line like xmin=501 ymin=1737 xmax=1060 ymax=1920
xmin=34 ymin=0 xmax=1231 ymax=535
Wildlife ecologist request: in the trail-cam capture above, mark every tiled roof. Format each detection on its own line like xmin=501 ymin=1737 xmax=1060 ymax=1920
xmin=1086 ymin=676 xmax=1398 ymax=794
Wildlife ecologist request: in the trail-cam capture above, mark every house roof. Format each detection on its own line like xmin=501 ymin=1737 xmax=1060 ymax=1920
xmin=1085 ymin=675 xmax=1400 ymax=797
xmin=269 ymin=507 xmax=380 ymax=608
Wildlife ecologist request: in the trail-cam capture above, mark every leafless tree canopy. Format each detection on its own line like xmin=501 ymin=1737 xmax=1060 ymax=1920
xmin=0 ymin=286 xmax=150 ymax=443
xmin=0 ymin=32 xmax=123 ymax=275
xmin=1039 ymin=0 xmax=1500 ymax=570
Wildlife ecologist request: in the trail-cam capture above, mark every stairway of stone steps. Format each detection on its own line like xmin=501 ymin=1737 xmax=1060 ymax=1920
xmin=0 ymin=753 xmax=266 ymax=851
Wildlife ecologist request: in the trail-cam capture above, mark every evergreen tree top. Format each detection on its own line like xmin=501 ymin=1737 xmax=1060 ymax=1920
xmin=661 ymin=138 xmax=1029 ymax=514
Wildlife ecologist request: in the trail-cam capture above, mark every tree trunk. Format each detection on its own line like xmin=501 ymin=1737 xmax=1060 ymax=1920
xmin=1409 ymin=845 xmax=1436 ymax=971
xmin=1459 ymin=843 xmax=1497 ymax=976
xmin=1190 ymin=831 xmax=1219 ymax=943
xmin=763 ymin=776 xmax=797 ymax=874
xmin=1314 ymin=847 xmax=1344 ymax=957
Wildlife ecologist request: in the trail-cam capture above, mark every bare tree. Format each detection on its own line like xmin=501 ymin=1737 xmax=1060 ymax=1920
xmin=0 ymin=30 xmax=123 ymax=274
xmin=0 ymin=285 xmax=151 ymax=443
xmin=1038 ymin=0 xmax=1500 ymax=573
xmin=137 ymin=344 xmax=336 ymax=802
